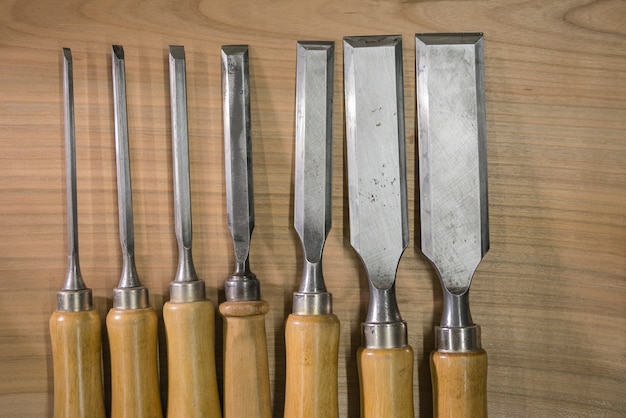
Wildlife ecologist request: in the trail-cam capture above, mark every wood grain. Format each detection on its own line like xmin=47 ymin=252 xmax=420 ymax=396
xmin=0 ymin=0 xmax=625 ymax=417
xmin=284 ymin=313 xmax=340 ymax=418
xmin=431 ymin=350 xmax=488 ymax=418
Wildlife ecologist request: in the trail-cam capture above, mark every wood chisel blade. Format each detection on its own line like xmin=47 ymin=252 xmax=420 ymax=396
xmin=221 ymin=44 xmax=260 ymax=302
xmin=293 ymin=40 xmax=334 ymax=312
xmin=416 ymin=32 xmax=488 ymax=337
xmin=344 ymin=35 xmax=408 ymax=331
xmin=416 ymin=32 xmax=489 ymax=417
xmin=167 ymin=45 xmax=205 ymax=303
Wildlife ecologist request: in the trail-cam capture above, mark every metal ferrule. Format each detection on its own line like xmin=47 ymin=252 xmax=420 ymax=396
xmin=169 ymin=247 xmax=205 ymax=303
xmin=225 ymin=259 xmax=260 ymax=302
xmin=56 ymin=288 xmax=92 ymax=312
xmin=113 ymin=286 xmax=149 ymax=310
xmin=436 ymin=324 xmax=482 ymax=352
xmin=362 ymin=321 xmax=408 ymax=349
xmin=292 ymin=259 xmax=332 ymax=315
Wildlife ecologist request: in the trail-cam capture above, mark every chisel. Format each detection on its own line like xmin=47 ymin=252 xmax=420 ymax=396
xmin=49 ymin=47 xmax=106 ymax=418
xmin=163 ymin=45 xmax=221 ymax=418
xmin=106 ymin=45 xmax=163 ymax=418
xmin=343 ymin=35 xmax=414 ymax=418
xmin=219 ymin=45 xmax=272 ymax=418
xmin=415 ymin=33 xmax=489 ymax=417
xmin=284 ymin=41 xmax=339 ymax=418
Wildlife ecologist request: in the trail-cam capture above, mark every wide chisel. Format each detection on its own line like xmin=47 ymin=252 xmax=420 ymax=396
xmin=284 ymin=41 xmax=339 ymax=418
xmin=219 ymin=45 xmax=272 ymax=418
xmin=106 ymin=45 xmax=163 ymax=418
xmin=343 ymin=35 xmax=414 ymax=418
xmin=415 ymin=33 xmax=489 ymax=417
xmin=49 ymin=47 xmax=106 ymax=418
xmin=163 ymin=45 xmax=221 ymax=418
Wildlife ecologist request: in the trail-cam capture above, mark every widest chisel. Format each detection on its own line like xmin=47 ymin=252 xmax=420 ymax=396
xmin=49 ymin=47 xmax=106 ymax=418
xmin=106 ymin=45 xmax=162 ymax=418
xmin=416 ymin=33 xmax=489 ymax=418
xmin=344 ymin=35 xmax=414 ymax=418
xmin=284 ymin=41 xmax=339 ymax=418
xmin=163 ymin=45 xmax=221 ymax=418
xmin=219 ymin=45 xmax=272 ymax=418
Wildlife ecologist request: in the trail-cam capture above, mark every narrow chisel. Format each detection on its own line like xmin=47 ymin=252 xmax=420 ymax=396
xmin=219 ymin=45 xmax=272 ymax=418
xmin=284 ymin=41 xmax=339 ymax=418
xmin=49 ymin=47 xmax=106 ymax=418
xmin=343 ymin=35 xmax=414 ymax=418
xmin=106 ymin=45 xmax=163 ymax=418
xmin=163 ymin=45 xmax=221 ymax=418
xmin=415 ymin=33 xmax=489 ymax=417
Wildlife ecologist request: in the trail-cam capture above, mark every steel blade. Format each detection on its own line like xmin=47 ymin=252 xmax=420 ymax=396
xmin=416 ymin=33 xmax=489 ymax=296
xmin=344 ymin=35 xmax=408 ymax=292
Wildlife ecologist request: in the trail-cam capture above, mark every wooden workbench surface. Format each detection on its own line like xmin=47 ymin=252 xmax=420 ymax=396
xmin=1 ymin=0 xmax=624 ymax=416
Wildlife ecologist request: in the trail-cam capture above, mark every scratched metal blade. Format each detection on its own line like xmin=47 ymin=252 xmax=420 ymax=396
xmin=344 ymin=35 xmax=408 ymax=291
xmin=416 ymin=33 xmax=489 ymax=295
xmin=168 ymin=45 xmax=201 ymax=290
xmin=294 ymin=41 xmax=334 ymax=267
xmin=62 ymin=48 xmax=86 ymax=292
xmin=112 ymin=45 xmax=141 ymax=290
xmin=221 ymin=45 xmax=254 ymax=267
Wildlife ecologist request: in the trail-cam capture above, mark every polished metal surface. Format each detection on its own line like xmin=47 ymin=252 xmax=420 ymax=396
xmin=344 ymin=35 xmax=408 ymax=348
xmin=167 ymin=45 xmax=205 ymax=303
xmin=56 ymin=48 xmax=92 ymax=312
xmin=221 ymin=45 xmax=260 ymax=302
xmin=436 ymin=325 xmax=482 ymax=353
xmin=292 ymin=41 xmax=334 ymax=316
xmin=416 ymin=33 xmax=488 ymax=350
xmin=111 ymin=45 xmax=149 ymax=310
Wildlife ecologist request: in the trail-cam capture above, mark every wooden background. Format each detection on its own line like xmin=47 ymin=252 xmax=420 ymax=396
xmin=1 ymin=0 xmax=624 ymax=416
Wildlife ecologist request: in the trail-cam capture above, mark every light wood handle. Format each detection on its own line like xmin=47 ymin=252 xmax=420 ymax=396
xmin=106 ymin=307 xmax=163 ymax=418
xmin=163 ymin=300 xmax=221 ymax=418
xmin=284 ymin=313 xmax=340 ymax=418
xmin=219 ymin=300 xmax=271 ymax=418
xmin=430 ymin=349 xmax=488 ymax=418
xmin=50 ymin=309 xmax=106 ymax=418
xmin=357 ymin=346 xmax=414 ymax=418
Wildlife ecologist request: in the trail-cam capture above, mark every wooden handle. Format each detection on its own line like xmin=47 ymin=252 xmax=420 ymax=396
xmin=284 ymin=313 xmax=340 ymax=418
xmin=430 ymin=349 xmax=488 ymax=418
xmin=50 ymin=309 xmax=106 ymax=418
xmin=357 ymin=346 xmax=414 ymax=418
xmin=106 ymin=307 xmax=163 ymax=418
xmin=219 ymin=300 xmax=271 ymax=418
xmin=163 ymin=300 xmax=221 ymax=418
